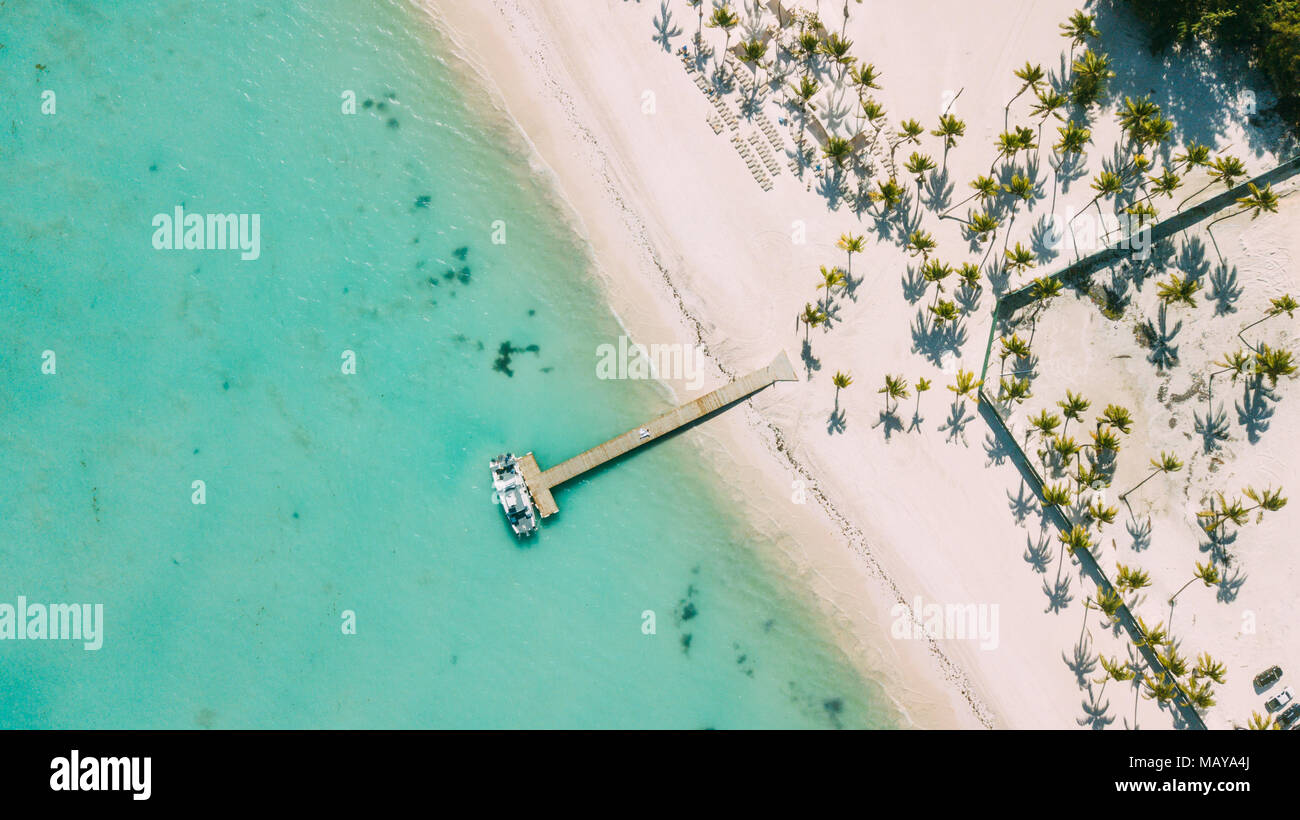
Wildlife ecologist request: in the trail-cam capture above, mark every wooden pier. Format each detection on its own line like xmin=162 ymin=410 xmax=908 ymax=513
xmin=518 ymin=351 xmax=798 ymax=518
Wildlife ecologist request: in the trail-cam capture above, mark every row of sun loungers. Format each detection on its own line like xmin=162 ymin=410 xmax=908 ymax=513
xmin=731 ymin=133 xmax=773 ymax=191
xmin=747 ymin=132 xmax=782 ymax=179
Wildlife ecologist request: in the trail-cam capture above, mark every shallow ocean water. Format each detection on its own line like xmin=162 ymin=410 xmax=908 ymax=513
xmin=0 ymin=0 xmax=899 ymax=728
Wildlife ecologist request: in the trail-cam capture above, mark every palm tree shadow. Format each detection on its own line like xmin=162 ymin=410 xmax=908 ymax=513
xmin=800 ymin=337 xmax=822 ymax=378
xmin=651 ymin=1 xmax=682 ymax=52
xmin=1198 ymin=521 xmax=1238 ymax=565
xmin=1063 ymin=635 xmax=1097 ymax=684
xmin=1205 ymin=260 xmax=1243 ymax=315
xmin=955 ymin=282 xmax=982 ymax=314
xmin=872 ymin=408 xmax=904 ymax=440
xmin=1030 ymin=212 xmax=1064 ymax=264
xmin=924 ymin=167 xmax=954 ymax=212
xmin=1024 ymin=529 xmax=1052 ymax=572
xmin=1078 ymin=684 xmax=1117 ymax=729
xmin=827 ymin=407 xmax=847 ymax=434
xmin=1216 ymin=564 xmax=1247 ymax=603
xmin=1126 ymin=515 xmax=1152 ymax=552
xmin=940 ymin=399 xmax=974 ymax=445
xmin=901 ymin=264 xmax=928 ymax=303
xmin=907 ymin=410 xmax=924 ymax=432
xmin=1053 ymin=148 xmax=1089 ymax=194
xmin=1175 ymin=234 xmax=1211 ymax=286
xmin=1236 ymin=378 xmax=1277 ymax=443
xmin=816 ymin=168 xmax=848 ymax=209
xmin=985 ymin=256 xmax=1012 ymax=296
xmin=1043 ymin=546 xmax=1075 ymax=612
xmin=1193 ymin=402 xmax=1230 ymax=452
xmin=1140 ymin=303 xmax=1181 ymax=371
xmin=910 ymin=311 xmax=968 ymax=366
xmin=985 ymin=429 xmax=1014 ymax=467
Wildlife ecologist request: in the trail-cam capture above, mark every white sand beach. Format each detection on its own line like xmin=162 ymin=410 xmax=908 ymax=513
xmin=422 ymin=0 xmax=1300 ymax=728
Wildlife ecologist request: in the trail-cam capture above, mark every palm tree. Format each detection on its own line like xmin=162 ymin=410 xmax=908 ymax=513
xmin=1178 ymin=154 xmax=1248 ymax=210
xmin=999 ymin=376 xmax=1032 ymax=404
xmin=738 ymin=39 xmax=768 ymax=77
xmin=1207 ymin=182 xmax=1281 ymax=262
xmin=1174 ymin=141 xmax=1212 ymax=176
xmin=1058 ymin=390 xmax=1090 ymax=434
xmin=791 ymin=74 xmax=820 ymax=111
xmin=1121 ymin=452 xmax=1183 ymax=504
xmin=706 ymin=5 xmax=741 ymax=71
xmin=687 ymin=0 xmax=704 ymax=46
xmin=1085 ymin=170 xmax=1124 ymax=222
xmin=818 ymin=33 xmax=855 ymax=81
xmin=1192 ymin=653 xmax=1227 ymax=685
xmin=791 ymin=75 xmax=820 ymax=171
xmin=1087 ymin=498 xmax=1118 ymax=529
xmin=920 ymin=258 xmax=953 ymax=305
xmin=1095 ymin=654 xmax=1135 ymax=702
xmin=957 ymin=262 xmax=981 ymax=291
xmin=930 ymin=300 xmax=961 ymax=327
xmin=1156 ymin=273 xmax=1201 ymax=308
xmin=1006 ymin=62 xmax=1045 ymax=119
xmin=999 ymin=333 xmax=1031 ymax=374
xmin=1170 ymin=561 xmax=1221 ymax=604
xmin=1243 ymin=485 xmax=1288 ymax=520
xmin=904 ymin=151 xmax=936 ymax=209
xmin=1028 ymin=409 xmax=1062 ymax=442
xmin=1237 ymin=294 xmax=1298 ymax=351
xmin=823 ymin=135 xmax=853 ymax=168
xmin=892 ymin=118 xmax=923 ymax=162
xmin=965 ymin=211 xmax=1001 ymax=244
xmin=817 ymin=265 xmax=846 ymax=312
xmin=931 ymin=113 xmax=966 ymax=163
xmin=1254 ymin=343 xmax=1297 ymax=385
xmin=1100 ymin=404 xmax=1133 ymax=433
xmin=1004 ymin=242 xmax=1036 ymax=274
xmin=837 ymin=232 xmax=865 ymax=281
xmin=1247 ymin=711 xmax=1276 ymax=730
xmin=832 ymin=370 xmax=853 ymax=408
xmin=1001 ymin=173 xmax=1036 ymax=254
xmin=849 ymin=62 xmax=881 ymax=95
xmin=1070 ymin=49 xmax=1114 ymax=107
xmin=1059 ymin=9 xmax=1100 ymax=63
xmin=942 ymin=174 xmax=999 ymax=218
xmin=871 ymin=177 xmax=905 ymax=214
xmin=1059 ymin=524 xmax=1092 ymax=556
xmin=879 ymin=374 xmax=909 ymax=414
xmin=800 ymin=302 xmax=828 ymax=341
xmin=912 ymin=377 xmax=931 ymax=419
xmin=1041 ymin=482 xmax=1072 ymax=507
xmin=858 ymin=96 xmax=887 ymax=141
xmin=1144 ymin=166 xmax=1183 ymax=207
xmin=949 ymin=369 xmax=981 ymax=403
xmin=1115 ymin=563 xmax=1151 ymax=597
xmin=905 ymin=229 xmax=937 ymax=259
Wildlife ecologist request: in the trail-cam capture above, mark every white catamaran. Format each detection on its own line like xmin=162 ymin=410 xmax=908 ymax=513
xmin=489 ymin=453 xmax=539 ymax=537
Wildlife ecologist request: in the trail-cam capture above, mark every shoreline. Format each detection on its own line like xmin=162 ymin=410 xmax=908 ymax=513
xmin=419 ymin=0 xmax=1299 ymax=729
xmin=419 ymin=0 xmax=991 ymax=729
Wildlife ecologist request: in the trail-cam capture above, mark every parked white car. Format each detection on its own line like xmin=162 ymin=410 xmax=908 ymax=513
xmin=1266 ymin=687 xmax=1293 ymax=713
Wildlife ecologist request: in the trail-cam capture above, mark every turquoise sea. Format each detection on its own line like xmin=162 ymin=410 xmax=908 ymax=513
xmin=0 ymin=0 xmax=899 ymax=728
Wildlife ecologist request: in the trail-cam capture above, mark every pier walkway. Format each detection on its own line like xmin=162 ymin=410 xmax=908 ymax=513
xmin=519 ymin=351 xmax=797 ymax=517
